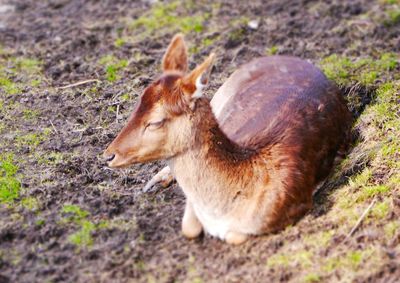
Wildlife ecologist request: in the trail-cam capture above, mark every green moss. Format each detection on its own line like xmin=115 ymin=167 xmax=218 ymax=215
xmin=30 ymin=79 xmax=41 ymax=87
xmin=60 ymin=204 xmax=110 ymax=248
xmin=21 ymin=197 xmax=39 ymax=211
xmin=37 ymin=151 xmax=64 ymax=165
xmin=388 ymin=174 xmax=400 ymax=188
xmin=358 ymin=185 xmax=390 ymax=201
xmin=385 ymin=7 xmax=400 ymax=25
xmin=349 ymin=168 xmax=372 ymax=188
xmin=35 ymin=218 xmax=45 ymax=227
xmin=68 ymin=220 xmax=95 ymax=247
xmin=303 ymin=273 xmax=321 ymax=283
xmin=266 ymin=46 xmax=279 ymax=55
xmin=267 ymin=250 xmax=313 ymax=269
xmin=107 ymin=105 xmax=116 ymax=113
xmin=319 ymin=53 xmax=398 ymax=87
xmin=384 ymin=221 xmax=399 ymax=239
xmin=114 ymin=37 xmax=126 ymax=48
xmin=228 ymin=26 xmax=246 ymax=42
xmin=120 ymin=93 xmax=131 ymax=102
xmin=323 ymin=250 xmax=365 ymax=272
xmin=346 ymin=251 xmax=363 ymax=268
xmin=359 ymin=71 xmax=377 ymax=86
xmin=98 ymin=55 xmax=128 ymax=82
xmin=319 ymin=55 xmax=352 ymax=85
xmin=0 ymin=77 xmax=20 ymax=95
xmin=304 ymin=230 xmax=335 ymax=247
xmin=15 ymin=129 xmax=50 ymax=149
xmin=61 ymin=204 xmax=89 ymax=222
xmin=266 ymin=254 xmax=290 ymax=267
xmin=370 ymin=200 xmax=390 ymax=219
xmin=13 ymin=58 xmax=41 ymax=74
xmin=377 ymin=53 xmax=398 ymax=71
xmin=202 ymin=38 xmax=215 ymax=47
xmin=384 ymin=0 xmax=399 ymax=4
xmin=0 ymin=154 xmax=21 ymax=203
xmin=0 ymin=54 xmax=44 ymax=96
xmin=129 ymin=1 xmax=208 ymax=36
xmin=22 ymin=109 xmax=40 ymax=120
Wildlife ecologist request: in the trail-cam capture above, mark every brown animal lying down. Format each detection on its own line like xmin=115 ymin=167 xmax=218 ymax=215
xmin=104 ymin=34 xmax=352 ymax=245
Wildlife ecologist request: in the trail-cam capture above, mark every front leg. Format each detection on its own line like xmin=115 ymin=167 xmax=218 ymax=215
xmin=143 ymin=166 xmax=174 ymax=192
xmin=182 ymin=200 xmax=203 ymax=239
xmin=225 ymin=231 xmax=248 ymax=245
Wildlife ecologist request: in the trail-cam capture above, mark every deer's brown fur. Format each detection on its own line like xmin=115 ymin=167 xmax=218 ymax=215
xmin=104 ymin=34 xmax=352 ymax=244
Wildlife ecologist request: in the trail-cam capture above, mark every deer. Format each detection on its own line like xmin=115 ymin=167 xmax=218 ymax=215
xmin=104 ymin=34 xmax=352 ymax=245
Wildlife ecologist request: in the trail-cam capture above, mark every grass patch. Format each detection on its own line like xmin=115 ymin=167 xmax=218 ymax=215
xmin=383 ymin=0 xmax=400 ymax=26
xmin=68 ymin=220 xmax=96 ymax=247
xmin=322 ymin=250 xmax=372 ymax=273
xmin=22 ymin=109 xmax=40 ymax=120
xmin=303 ymin=230 xmax=335 ymax=248
xmin=190 ymin=35 xmax=220 ymax=54
xmin=14 ymin=128 xmax=51 ymax=149
xmin=0 ymin=56 xmax=43 ymax=95
xmin=370 ymin=200 xmax=390 ymax=219
xmin=21 ymin=196 xmax=39 ymax=211
xmin=36 ymin=151 xmax=65 ymax=166
xmin=13 ymin=58 xmax=41 ymax=74
xmin=35 ymin=218 xmax=45 ymax=227
xmin=266 ymin=46 xmax=279 ymax=55
xmin=358 ymin=185 xmax=390 ymax=201
xmin=319 ymin=53 xmax=398 ymax=87
xmin=384 ymin=221 xmax=400 ymax=239
xmin=129 ymin=1 xmax=209 ymax=37
xmin=61 ymin=204 xmax=109 ymax=248
xmin=303 ymin=273 xmax=321 ymax=283
xmin=61 ymin=204 xmax=90 ymax=222
xmin=0 ymin=77 xmax=20 ymax=95
xmin=0 ymin=154 xmax=21 ymax=204
xmin=266 ymin=250 xmax=313 ymax=269
xmin=114 ymin=37 xmax=126 ymax=48
xmin=98 ymin=55 xmax=128 ymax=82
xmin=320 ymin=53 xmax=399 ymax=237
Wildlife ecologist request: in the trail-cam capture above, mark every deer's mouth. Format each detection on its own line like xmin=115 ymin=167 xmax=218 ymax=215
xmin=107 ymin=154 xmax=135 ymax=168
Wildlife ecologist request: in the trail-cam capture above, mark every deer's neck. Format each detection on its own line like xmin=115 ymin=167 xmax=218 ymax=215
xmin=170 ymin=98 xmax=259 ymax=198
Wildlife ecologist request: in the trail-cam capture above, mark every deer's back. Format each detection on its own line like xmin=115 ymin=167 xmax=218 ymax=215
xmin=211 ymin=56 xmax=352 ymax=186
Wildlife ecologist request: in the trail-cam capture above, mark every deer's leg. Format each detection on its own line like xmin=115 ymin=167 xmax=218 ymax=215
xmin=225 ymin=231 xmax=248 ymax=245
xmin=143 ymin=166 xmax=174 ymax=192
xmin=182 ymin=200 xmax=203 ymax=239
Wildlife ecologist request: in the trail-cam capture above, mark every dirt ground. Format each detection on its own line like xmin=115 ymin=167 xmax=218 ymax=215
xmin=0 ymin=0 xmax=399 ymax=282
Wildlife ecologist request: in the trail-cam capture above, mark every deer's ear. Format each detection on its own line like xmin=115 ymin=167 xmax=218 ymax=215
xmin=162 ymin=34 xmax=188 ymax=73
xmin=182 ymin=53 xmax=215 ymax=98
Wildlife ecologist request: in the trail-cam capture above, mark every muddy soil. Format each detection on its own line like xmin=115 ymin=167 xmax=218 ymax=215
xmin=0 ymin=0 xmax=399 ymax=282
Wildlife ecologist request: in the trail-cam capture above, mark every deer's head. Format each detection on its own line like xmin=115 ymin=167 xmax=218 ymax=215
xmin=104 ymin=34 xmax=215 ymax=168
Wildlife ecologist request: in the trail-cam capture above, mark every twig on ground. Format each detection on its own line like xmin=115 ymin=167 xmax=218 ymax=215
xmin=49 ymin=120 xmax=58 ymax=134
xmin=72 ymin=127 xmax=87 ymax=133
xmin=345 ymin=197 xmax=376 ymax=241
xmin=116 ymin=104 xmax=120 ymax=123
xmin=58 ymin=79 xmax=101 ymax=89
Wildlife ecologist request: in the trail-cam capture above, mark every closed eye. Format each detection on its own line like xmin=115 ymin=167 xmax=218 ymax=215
xmin=146 ymin=119 xmax=165 ymax=131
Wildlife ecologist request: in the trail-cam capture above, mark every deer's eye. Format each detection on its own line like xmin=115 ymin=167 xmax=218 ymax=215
xmin=146 ymin=119 xmax=165 ymax=131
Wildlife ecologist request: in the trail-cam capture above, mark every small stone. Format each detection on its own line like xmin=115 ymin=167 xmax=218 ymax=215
xmin=0 ymin=4 xmax=15 ymax=14
xmin=248 ymin=20 xmax=259 ymax=30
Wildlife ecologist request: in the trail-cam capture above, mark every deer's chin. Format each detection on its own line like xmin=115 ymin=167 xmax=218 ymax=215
xmin=107 ymin=155 xmax=137 ymax=169
xmin=108 ymin=153 xmax=166 ymax=168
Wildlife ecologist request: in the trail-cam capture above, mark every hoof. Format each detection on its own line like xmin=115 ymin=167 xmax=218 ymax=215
xmin=182 ymin=224 xmax=203 ymax=239
xmin=182 ymin=219 xmax=203 ymax=239
xmin=143 ymin=166 xmax=173 ymax=192
xmin=225 ymin=231 xmax=248 ymax=245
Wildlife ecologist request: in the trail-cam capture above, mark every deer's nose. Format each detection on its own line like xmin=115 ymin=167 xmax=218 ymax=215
xmin=103 ymin=152 xmax=116 ymax=162
xmin=106 ymin=154 xmax=115 ymax=162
